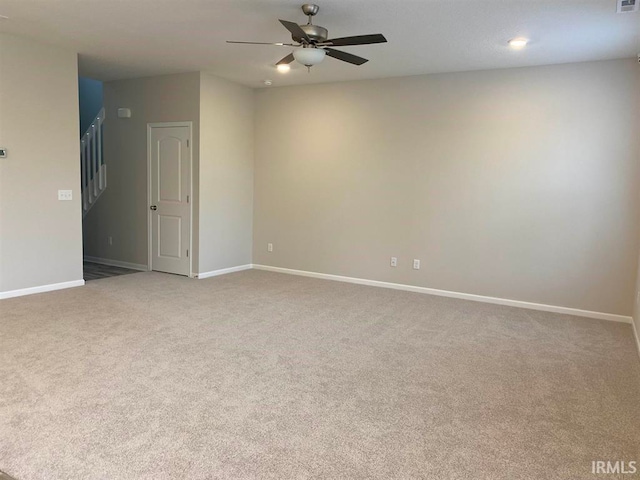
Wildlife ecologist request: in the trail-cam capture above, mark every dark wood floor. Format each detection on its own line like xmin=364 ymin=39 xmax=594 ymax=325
xmin=83 ymin=262 xmax=140 ymax=281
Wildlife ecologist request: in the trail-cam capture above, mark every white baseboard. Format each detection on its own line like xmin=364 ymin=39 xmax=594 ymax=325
xmin=84 ymin=256 xmax=148 ymax=271
xmin=0 ymin=279 xmax=85 ymax=300
xmin=252 ymin=265 xmax=632 ymax=324
xmin=196 ymin=264 xmax=253 ymax=279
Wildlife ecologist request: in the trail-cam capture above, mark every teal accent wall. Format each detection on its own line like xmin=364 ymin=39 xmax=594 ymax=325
xmin=79 ymin=77 xmax=103 ymax=135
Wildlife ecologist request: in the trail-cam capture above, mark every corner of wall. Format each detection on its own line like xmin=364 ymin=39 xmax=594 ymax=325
xmin=197 ymin=73 xmax=255 ymax=274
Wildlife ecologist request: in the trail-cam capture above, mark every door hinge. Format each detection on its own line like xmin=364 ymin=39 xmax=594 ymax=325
xmin=186 ymin=139 xmax=190 ymax=148
xmin=187 ymin=195 xmax=190 ymax=204
xmin=186 ymin=249 xmax=189 ymax=258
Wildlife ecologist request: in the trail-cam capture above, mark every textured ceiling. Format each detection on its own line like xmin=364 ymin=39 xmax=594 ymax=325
xmin=0 ymin=0 xmax=638 ymax=87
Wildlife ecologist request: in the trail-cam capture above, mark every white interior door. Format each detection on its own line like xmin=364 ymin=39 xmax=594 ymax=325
xmin=148 ymin=124 xmax=191 ymax=276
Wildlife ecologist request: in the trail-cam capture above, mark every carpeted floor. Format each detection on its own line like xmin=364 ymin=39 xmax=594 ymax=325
xmin=1 ymin=270 xmax=639 ymax=479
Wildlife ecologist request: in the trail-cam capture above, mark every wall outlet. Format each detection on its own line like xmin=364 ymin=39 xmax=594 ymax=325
xmin=58 ymin=189 xmax=72 ymax=201
xmin=413 ymin=259 xmax=421 ymax=270
xmin=267 ymin=243 xmax=273 ymax=252
xmin=390 ymin=257 xmax=398 ymax=267
xmin=108 ymin=236 xmax=113 ymax=246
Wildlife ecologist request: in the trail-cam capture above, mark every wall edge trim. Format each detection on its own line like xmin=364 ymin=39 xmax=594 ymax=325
xmin=252 ymin=264 xmax=632 ymax=324
xmin=196 ymin=264 xmax=253 ymax=279
xmin=0 ymin=280 xmax=85 ymax=300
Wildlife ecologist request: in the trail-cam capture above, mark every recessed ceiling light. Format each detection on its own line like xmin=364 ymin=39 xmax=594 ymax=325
xmin=276 ymin=64 xmax=291 ymax=73
xmin=508 ymin=37 xmax=529 ymax=49
xmin=263 ymin=79 xmax=273 ymax=86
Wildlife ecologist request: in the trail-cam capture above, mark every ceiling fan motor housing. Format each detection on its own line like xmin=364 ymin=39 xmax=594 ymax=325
xmin=293 ymin=24 xmax=328 ymax=43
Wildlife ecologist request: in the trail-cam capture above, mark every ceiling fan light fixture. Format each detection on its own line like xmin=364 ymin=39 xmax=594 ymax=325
xmin=293 ymin=47 xmax=326 ymax=66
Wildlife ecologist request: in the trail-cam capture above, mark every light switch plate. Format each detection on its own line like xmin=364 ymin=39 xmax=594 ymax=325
xmin=58 ymin=190 xmax=72 ymax=201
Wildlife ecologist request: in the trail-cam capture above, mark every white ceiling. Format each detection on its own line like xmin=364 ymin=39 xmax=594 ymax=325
xmin=0 ymin=0 xmax=638 ymax=88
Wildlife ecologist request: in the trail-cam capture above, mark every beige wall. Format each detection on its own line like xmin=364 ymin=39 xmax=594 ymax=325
xmin=198 ymin=73 xmax=254 ymax=274
xmin=0 ymin=34 xmax=83 ymax=293
xmin=82 ymin=72 xmax=201 ymax=267
xmin=254 ymin=59 xmax=640 ymax=316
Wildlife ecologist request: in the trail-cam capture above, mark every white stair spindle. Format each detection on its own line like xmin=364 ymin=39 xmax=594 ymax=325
xmin=87 ymin=135 xmax=94 ymax=204
xmin=92 ymin=124 xmax=98 ymax=198
xmin=81 ymin=139 xmax=87 ymax=211
xmin=97 ymin=120 xmax=104 ymax=190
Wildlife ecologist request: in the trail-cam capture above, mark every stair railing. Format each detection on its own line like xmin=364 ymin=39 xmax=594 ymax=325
xmin=81 ymin=107 xmax=106 ymax=217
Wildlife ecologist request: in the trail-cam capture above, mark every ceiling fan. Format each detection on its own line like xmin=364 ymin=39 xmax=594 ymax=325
xmin=226 ymin=3 xmax=387 ymax=70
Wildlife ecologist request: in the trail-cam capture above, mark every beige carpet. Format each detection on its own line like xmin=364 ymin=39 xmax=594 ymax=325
xmin=1 ymin=270 xmax=639 ymax=479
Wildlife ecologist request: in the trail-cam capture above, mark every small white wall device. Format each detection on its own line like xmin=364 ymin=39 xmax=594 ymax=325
xmin=58 ymin=190 xmax=73 ymax=201
xmin=117 ymin=108 xmax=132 ymax=118
xmin=0 ymin=148 xmax=7 ymax=158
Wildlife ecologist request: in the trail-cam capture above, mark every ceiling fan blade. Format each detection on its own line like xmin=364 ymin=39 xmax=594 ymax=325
xmin=276 ymin=53 xmax=295 ymax=65
xmin=226 ymin=41 xmax=298 ymax=46
xmin=279 ymin=19 xmax=310 ymax=43
xmin=321 ymin=34 xmax=387 ymax=47
xmin=324 ymin=48 xmax=368 ymax=66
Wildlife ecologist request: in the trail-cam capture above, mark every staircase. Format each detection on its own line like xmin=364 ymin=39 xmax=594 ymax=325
xmin=81 ymin=107 xmax=106 ymax=217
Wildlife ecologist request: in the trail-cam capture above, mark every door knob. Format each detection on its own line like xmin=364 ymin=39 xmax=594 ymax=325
xmin=150 ymin=205 xmax=157 ymax=211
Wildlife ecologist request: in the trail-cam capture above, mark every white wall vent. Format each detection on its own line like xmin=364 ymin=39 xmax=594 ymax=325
xmin=617 ymin=0 xmax=639 ymax=13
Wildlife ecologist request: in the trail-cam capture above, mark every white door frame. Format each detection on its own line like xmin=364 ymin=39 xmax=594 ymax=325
xmin=147 ymin=121 xmax=194 ymax=278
